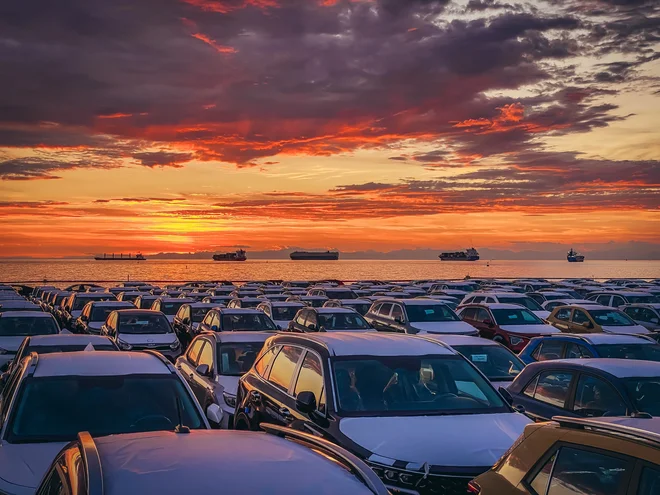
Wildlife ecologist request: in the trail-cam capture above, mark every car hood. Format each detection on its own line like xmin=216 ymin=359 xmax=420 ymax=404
xmin=0 ymin=441 xmax=68 ymax=489
xmin=410 ymin=321 xmax=477 ymax=335
xmin=601 ymin=325 xmax=650 ymax=335
xmin=273 ymin=320 xmax=290 ymax=330
xmin=499 ymin=324 xmax=559 ymax=335
xmin=339 ymin=413 xmax=530 ymax=468
xmin=87 ymin=322 xmax=103 ymax=331
xmin=117 ymin=333 xmax=177 ymax=345
xmin=532 ymin=310 xmax=551 ymax=319
xmin=0 ymin=336 xmax=29 ymax=353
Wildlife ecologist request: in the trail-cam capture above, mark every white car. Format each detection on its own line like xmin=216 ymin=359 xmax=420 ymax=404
xmin=256 ymin=301 xmax=305 ymax=330
xmin=150 ymin=297 xmax=194 ymax=324
xmin=0 ymin=311 xmax=60 ymax=370
xmin=460 ymin=292 xmax=550 ymax=319
xmin=0 ymin=351 xmax=208 ymax=495
xmin=75 ymin=300 xmax=135 ymax=334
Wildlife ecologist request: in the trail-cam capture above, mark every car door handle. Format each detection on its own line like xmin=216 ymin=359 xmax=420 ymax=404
xmin=279 ymin=407 xmax=292 ymax=419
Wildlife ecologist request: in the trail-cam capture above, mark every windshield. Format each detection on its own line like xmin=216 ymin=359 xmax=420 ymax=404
xmin=452 ymin=345 xmax=524 ymax=381
xmin=626 ymin=378 xmax=660 ymax=417
xmin=406 ymin=305 xmax=460 ymax=322
xmin=160 ymin=301 xmax=186 ymax=315
xmin=594 ymin=344 xmax=660 ymax=361
xmin=627 ymin=295 xmax=657 ymax=304
xmin=497 ymin=297 xmax=543 ymax=311
xmin=191 ymin=307 xmax=212 ymax=323
xmin=332 ymin=356 xmax=506 ymax=415
xmin=91 ymin=307 xmax=123 ymax=322
xmin=318 ymin=313 xmax=371 ymax=330
xmin=7 ymin=375 xmax=203 ymax=443
xmin=217 ymin=342 xmax=266 ymax=376
xmin=118 ymin=314 xmax=172 ymax=334
xmin=73 ymin=296 xmax=114 ymax=310
xmin=588 ymin=310 xmax=635 ymax=326
xmin=0 ymin=317 xmax=58 ymax=336
xmin=221 ymin=314 xmax=277 ymax=331
xmin=347 ymin=303 xmax=371 ymax=316
xmin=492 ymin=309 xmax=543 ymax=326
xmin=273 ymin=307 xmax=300 ymax=321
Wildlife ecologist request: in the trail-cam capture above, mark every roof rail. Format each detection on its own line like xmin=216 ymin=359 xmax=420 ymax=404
xmin=261 ymin=423 xmax=388 ymax=495
xmin=142 ymin=350 xmax=178 ymax=373
xmin=552 ymin=415 xmax=660 ymax=447
xmin=78 ymin=432 xmax=104 ymax=495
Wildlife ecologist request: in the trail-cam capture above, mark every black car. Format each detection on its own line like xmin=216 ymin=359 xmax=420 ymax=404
xmin=172 ymin=302 xmax=218 ymax=348
xmin=197 ymin=308 xmax=279 ymax=333
xmin=286 ymin=307 xmax=372 ymax=332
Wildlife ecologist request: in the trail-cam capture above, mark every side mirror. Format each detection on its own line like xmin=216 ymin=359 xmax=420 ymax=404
xmin=196 ymin=364 xmax=211 ymax=377
xmin=206 ymin=403 xmax=224 ymax=424
xmin=295 ymin=391 xmax=317 ymax=414
xmin=307 ymin=324 xmax=317 ymax=332
xmin=499 ymin=386 xmax=513 ymax=405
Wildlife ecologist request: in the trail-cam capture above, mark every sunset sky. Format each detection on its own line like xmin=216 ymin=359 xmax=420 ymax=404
xmin=0 ymin=0 xmax=658 ymax=257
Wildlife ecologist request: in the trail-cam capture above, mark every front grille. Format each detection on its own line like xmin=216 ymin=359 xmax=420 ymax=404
xmin=370 ymin=464 xmax=479 ymax=495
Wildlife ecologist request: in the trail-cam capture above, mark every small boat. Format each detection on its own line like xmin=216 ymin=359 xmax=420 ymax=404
xmin=439 ymin=248 xmax=480 ymax=261
xmin=94 ymin=253 xmax=146 ymax=261
xmin=290 ymin=251 xmax=339 ymax=261
xmin=567 ymin=248 xmax=585 ymax=262
xmin=212 ymin=249 xmax=247 ymax=262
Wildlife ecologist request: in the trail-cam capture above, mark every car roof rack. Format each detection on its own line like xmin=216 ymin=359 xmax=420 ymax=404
xmin=552 ymin=415 xmax=660 ymax=448
xmin=78 ymin=432 xmax=104 ymax=495
xmin=261 ymin=423 xmax=389 ymax=495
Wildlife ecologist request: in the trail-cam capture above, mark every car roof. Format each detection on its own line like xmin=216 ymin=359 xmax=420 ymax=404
xmin=0 ymin=311 xmax=52 ymax=318
xmin=549 ymin=358 xmax=660 ymax=378
xmin=314 ymin=307 xmax=357 ymax=314
xmin=89 ymin=301 xmax=135 ymax=307
xmin=390 ymin=299 xmax=456 ymax=306
xmin=421 ymin=334 xmax=499 ymax=346
xmin=288 ymin=332 xmax=456 ymax=357
xmin=464 ymin=303 xmax=529 ymax=310
xmin=26 ymin=334 xmax=114 ymax=346
xmin=32 ymin=351 xmax=170 ymax=378
xmin=218 ymin=308 xmax=263 ymax=315
xmin=188 ymin=302 xmax=220 ymax=308
xmin=593 ymin=291 xmax=654 ymax=296
xmin=543 ymin=334 xmax=653 ymax=345
xmin=114 ymin=309 xmax=163 ymax=315
xmin=210 ymin=331 xmax=274 ymax=344
xmin=158 ymin=297 xmax=193 ymax=302
xmin=266 ymin=301 xmax=305 ymax=307
xmin=93 ymin=430 xmax=373 ymax=495
xmin=559 ymin=304 xmax=614 ymax=311
xmin=473 ymin=292 xmax=528 ymax=297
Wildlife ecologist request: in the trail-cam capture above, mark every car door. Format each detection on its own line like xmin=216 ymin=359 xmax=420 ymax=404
xmin=596 ymin=294 xmax=613 ymax=307
xmin=390 ymin=303 xmax=407 ymax=333
xmin=304 ymin=311 xmax=319 ymax=332
xmin=364 ymin=303 xmax=382 ymax=329
xmin=374 ymin=303 xmax=394 ymax=332
xmin=189 ymin=338 xmax=216 ymax=407
xmin=531 ymin=340 xmax=566 ymax=362
xmin=514 ymin=369 xmax=576 ymax=421
xmin=177 ymin=338 xmax=205 ymax=400
xmin=259 ymin=345 xmax=305 ymax=426
xmin=611 ymin=295 xmax=625 ymax=308
xmin=550 ymin=307 xmax=571 ymax=331
xmin=570 ymin=373 xmax=628 ymax=418
xmin=570 ymin=309 xmax=596 ymax=333
xmin=290 ymin=349 xmax=329 ymax=436
xmin=564 ymin=342 xmax=594 ymax=359
xmin=474 ymin=308 xmax=495 ymax=338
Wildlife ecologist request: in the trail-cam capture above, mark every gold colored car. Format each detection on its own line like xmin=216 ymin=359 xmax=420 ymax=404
xmin=469 ymin=416 xmax=660 ymax=494
xmin=546 ymin=304 xmax=650 ymax=335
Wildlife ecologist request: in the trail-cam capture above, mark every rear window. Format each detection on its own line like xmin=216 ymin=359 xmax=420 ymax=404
xmin=160 ymin=301 xmax=186 ymax=315
xmin=117 ymin=313 xmax=172 ymax=334
xmin=73 ymin=295 xmax=115 ymax=310
xmin=0 ymin=316 xmax=58 ymax=336
xmin=406 ymin=305 xmax=459 ymax=322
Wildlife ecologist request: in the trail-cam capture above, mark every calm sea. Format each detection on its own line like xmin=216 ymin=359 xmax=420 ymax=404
xmin=1 ymin=259 xmax=659 ymax=285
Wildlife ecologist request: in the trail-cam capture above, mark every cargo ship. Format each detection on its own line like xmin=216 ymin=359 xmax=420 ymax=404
xmin=213 ymin=249 xmax=247 ymax=262
xmin=439 ymin=248 xmax=480 ymax=261
xmin=94 ymin=253 xmax=146 ymax=261
xmin=567 ymin=248 xmax=585 ymax=262
xmin=290 ymin=251 xmax=339 ymax=261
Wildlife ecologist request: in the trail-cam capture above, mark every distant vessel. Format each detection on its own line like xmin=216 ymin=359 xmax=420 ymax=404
xmin=290 ymin=251 xmax=339 ymax=261
xmin=213 ymin=249 xmax=247 ymax=262
xmin=439 ymin=248 xmax=480 ymax=261
xmin=94 ymin=253 xmax=146 ymax=261
xmin=567 ymin=248 xmax=585 ymax=263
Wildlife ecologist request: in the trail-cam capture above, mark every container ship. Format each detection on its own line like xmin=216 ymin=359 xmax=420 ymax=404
xmin=567 ymin=248 xmax=585 ymax=262
xmin=213 ymin=249 xmax=247 ymax=262
xmin=290 ymin=251 xmax=339 ymax=261
xmin=94 ymin=253 xmax=146 ymax=261
xmin=439 ymin=248 xmax=480 ymax=261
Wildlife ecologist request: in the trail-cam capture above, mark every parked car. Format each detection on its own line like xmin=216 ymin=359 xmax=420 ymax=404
xmin=0 ymin=311 xmax=60 ymax=371
xmin=527 ymin=291 xmax=575 ymax=305
xmin=150 ymin=297 xmax=193 ymax=324
xmin=587 ymin=290 xmax=658 ymax=308
xmin=227 ymin=297 xmax=263 ymax=309
xmin=256 ymin=301 xmax=305 ymax=330
xmin=176 ymin=332 xmax=271 ymax=428
xmin=460 ymin=292 xmax=549 ymax=319
xmin=503 ymin=358 xmax=660 ymax=421
xmin=0 ymin=301 xmax=41 ymax=313
xmin=287 ymin=307 xmax=372 ymax=332
xmin=235 ymin=332 xmax=530 ymax=495
xmin=0 ymin=351 xmax=208 ymax=495
xmin=457 ymin=303 xmax=559 ymax=352
xmin=197 ymin=308 xmax=279 ymax=332
xmin=323 ymin=298 xmax=373 ymax=316
xmin=74 ymin=300 xmax=135 ymax=334
xmin=307 ymin=287 xmax=359 ymax=299
xmin=518 ymin=333 xmax=660 ymax=364
xmin=547 ymin=304 xmax=650 ymax=334
xmin=541 ymin=298 xmax=595 ymax=311
xmin=36 ymin=426 xmax=388 ymax=495
xmin=622 ymin=303 xmax=660 ymax=331
xmin=171 ymin=302 xmax=218 ymax=348
xmin=471 ymin=415 xmax=660 ymax=495
xmin=101 ymin=309 xmax=182 ymax=360
xmin=133 ymin=293 xmax=159 ymax=309
xmin=422 ymin=334 xmax=525 ymax=389
xmin=286 ymin=295 xmax=329 ymax=307
xmin=61 ymin=292 xmax=117 ymax=330
xmin=201 ymin=295 xmax=233 ymax=305
xmin=364 ymin=298 xmax=477 ymax=335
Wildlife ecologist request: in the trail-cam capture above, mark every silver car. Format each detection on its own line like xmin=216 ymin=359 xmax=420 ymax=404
xmin=622 ymin=303 xmax=660 ymax=331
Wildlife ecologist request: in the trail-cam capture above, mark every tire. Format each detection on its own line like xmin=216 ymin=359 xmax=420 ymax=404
xmin=234 ymin=412 xmax=257 ymax=431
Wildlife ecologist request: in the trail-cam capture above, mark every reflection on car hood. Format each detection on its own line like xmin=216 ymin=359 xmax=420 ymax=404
xmin=117 ymin=333 xmax=177 ymax=345
xmin=499 ymin=324 xmax=559 ymax=335
xmin=0 ymin=441 xmax=68 ymax=489
xmin=601 ymin=325 xmax=650 ymax=335
xmin=410 ymin=321 xmax=477 ymax=335
xmin=216 ymin=375 xmax=240 ymax=396
xmin=273 ymin=320 xmax=290 ymax=330
xmin=339 ymin=413 xmax=530 ymax=467
xmin=88 ymin=322 xmax=103 ymax=331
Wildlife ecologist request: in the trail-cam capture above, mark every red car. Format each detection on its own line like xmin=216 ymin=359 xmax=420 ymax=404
xmin=457 ymin=303 xmax=560 ymax=352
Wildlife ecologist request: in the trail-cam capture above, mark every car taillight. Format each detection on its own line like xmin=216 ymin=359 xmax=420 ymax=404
xmin=467 ymin=480 xmax=481 ymax=494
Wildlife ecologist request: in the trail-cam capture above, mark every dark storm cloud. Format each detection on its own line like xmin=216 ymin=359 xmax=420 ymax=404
xmin=132 ymin=151 xmax=195 ymax=168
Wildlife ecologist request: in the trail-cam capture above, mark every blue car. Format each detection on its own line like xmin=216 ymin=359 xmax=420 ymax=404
xmin=501 ymin=358 xmax=660 ymax=421
xmin=518 ymin=333 xmax=660 ymax=365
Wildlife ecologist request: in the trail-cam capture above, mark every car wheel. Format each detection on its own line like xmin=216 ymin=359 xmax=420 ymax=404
xmin=234 ymin=412 xmax=258 ymax=431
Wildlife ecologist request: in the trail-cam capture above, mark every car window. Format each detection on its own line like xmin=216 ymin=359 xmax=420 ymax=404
xmin=255 ymin=346 xmax=278 ymax=377
xmin=534 ymin=341 xmax=564 ymax=361
xmin=572 ymin=374 xmax=626 ymax=417
xmin=37 ymin=456 xmax=66 ymax=495
xmin=554 ymin=308 xmax=571 ymax=321
xmin=475 ymin=308 xmax=491 ymax=323
xmin=611 ymin=296 xmax=625 ymax=307
xmin=472 ymin=296 xmax=485 ymax=303
xmin=638 ymin=466 xmax=660 ymax=495
xmin=639 ymin=308 xmax=659 ymax=323
xmin=305 ymin=312 xmax=318 ymax=328
xmin=546 ymin=446 xmax=630 ymax=495
xmin=187 ymin=339 xmax=205 ymax=366
xmin=571 ymin=310 xmax=590 ymax=325
xmin=268 ymin=345 xmax=304 ymax=390
xmin=596 ymin=295 xmax=611 ymax=306
xmin=294 ymin=351 xmax=325 ymax=414
xmin=529 ymin=451 xmax=556 ymax=495
xmin=197 ymin=341 xmax=214 ymax=371
xmin=523 ymin=374 xmax=539 ymax=398
xmin=294 ymin=311 xmax=307 ymax=326
xmin=211 ymin=313 xmax=221 ymax=329
xmin=565 ymin=343 xmax=593 ymax=358
xmin=391 ymin=304 xmax=404 ymax=321
xmin=532 ymin=371 xmax=574 ymax=408
xmin=378 ymin=303 xmax=393 ymax=318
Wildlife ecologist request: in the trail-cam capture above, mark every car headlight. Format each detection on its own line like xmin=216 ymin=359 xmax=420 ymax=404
xmin=222 ymin=392 xmax=237 ymax=408
xmin=117 ymin=339 xmax=132 ymax=350
xmin=509 ymin=336 xmax=525 ymax=346
xmin=170 ymin=340 xmax=181 ymax=350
